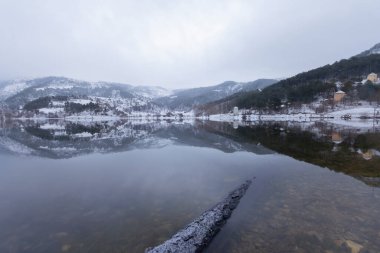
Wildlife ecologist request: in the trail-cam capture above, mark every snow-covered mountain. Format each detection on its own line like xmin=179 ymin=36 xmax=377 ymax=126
xmin=0 ymin=77 xmax=171 ymax=110
xmin=0 ymin=79 xmax=31 ymax=101
xmin=0 ymin=76 xmax=277 ymax=113
xmin=356 ymin=42 xmax=380 ymax=57
xmin=131 ymin=85 xmax=173 ymax=99
xmin=154 ymin=79 xmax=278 ymax=110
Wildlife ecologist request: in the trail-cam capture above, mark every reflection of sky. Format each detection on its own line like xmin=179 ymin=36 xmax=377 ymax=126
xmin=0 ymin=145 xmax=278 ymax=252
xmin=1 ymin=123 xmax=380 ymax=252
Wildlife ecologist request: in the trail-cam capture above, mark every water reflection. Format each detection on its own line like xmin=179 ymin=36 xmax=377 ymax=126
xmin=0 ymin=119 xmax=379 ymax=252
xmin=1 ymin=119 xmax=380 ymax=187
xmin=205 ymin=121 xmax=380 ymax=186
xmin=0 ymin=119 xmax=275 ymax=159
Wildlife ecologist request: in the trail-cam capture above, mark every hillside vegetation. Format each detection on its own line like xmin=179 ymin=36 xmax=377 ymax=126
xmin=202 ymin=54 xmax=380 ymax=114
xmin=154 ymin=79 xmax=277 ymax=110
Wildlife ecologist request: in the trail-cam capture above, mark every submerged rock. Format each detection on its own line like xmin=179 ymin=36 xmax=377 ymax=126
xmin=145 ymin=179 xmax=253 ymax=253
xmin=344 ymin=240 xmax=363 ymax=253
xmin=61 ymin=244 xmax=71 ymax=252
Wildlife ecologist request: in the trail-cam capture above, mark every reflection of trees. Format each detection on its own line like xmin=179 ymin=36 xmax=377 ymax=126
xmin=3 ymin=120 xmax=380 ymax=186
xmin=65 ymin=123 xmax=103 ymax=135
xmin=203 ymin=121 xmax=380 ymax=184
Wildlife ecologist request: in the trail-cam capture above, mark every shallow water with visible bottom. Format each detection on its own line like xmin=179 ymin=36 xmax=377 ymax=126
xmin=0 ymin=120 xmax=379 ymax=252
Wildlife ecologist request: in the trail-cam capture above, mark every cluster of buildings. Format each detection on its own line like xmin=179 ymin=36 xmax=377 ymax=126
xmin=334 ymin=73 xmax=379 ymax=102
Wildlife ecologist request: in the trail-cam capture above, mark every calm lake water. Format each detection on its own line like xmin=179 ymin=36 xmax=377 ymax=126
xmin=0 ymin=119 xmax=380 ymax=253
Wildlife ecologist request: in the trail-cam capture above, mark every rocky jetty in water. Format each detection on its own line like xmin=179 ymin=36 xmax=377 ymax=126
xmin=145 ymin=179 xmax=253 ymax=253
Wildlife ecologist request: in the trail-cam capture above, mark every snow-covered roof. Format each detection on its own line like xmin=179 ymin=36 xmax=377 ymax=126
xmin=335 ymin=90 xmax=346 ymax=94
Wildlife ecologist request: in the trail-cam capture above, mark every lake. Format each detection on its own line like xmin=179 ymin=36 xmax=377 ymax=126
xmin=0 ymin=119 xmax=380 ymax=253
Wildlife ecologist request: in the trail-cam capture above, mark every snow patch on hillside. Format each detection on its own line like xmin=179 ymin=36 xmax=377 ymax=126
xmin=74 ymin=132 xmax=93 ymax=138
xmin=69 ymin=99 xmax=92 ymax=105
xmin=35 ymin=84 xmax=74 ymax=91
xmin=0 ymin=81 xmax=28 ymax=100
xmin=132 ymin=86 xmax=173 ymax=99
xmin=230 ymin=83 xmax=243 ymax=92
xmin=39 ymin=108 xmax=64 ymax=114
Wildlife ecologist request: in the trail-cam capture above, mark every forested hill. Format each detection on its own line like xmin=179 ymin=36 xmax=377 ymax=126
xmin=201 ymin=54 xmax=380 ymax=114
xmin=154 ymin=79 xmax=277 ymax=110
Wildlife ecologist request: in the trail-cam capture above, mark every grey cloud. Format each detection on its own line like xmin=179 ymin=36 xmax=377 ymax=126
xmin=0 ymin=0 xmax=379 ymax=88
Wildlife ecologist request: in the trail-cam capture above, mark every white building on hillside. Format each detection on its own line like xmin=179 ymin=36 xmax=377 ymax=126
xmin=233 ymin=106 xmax=239 ymax=116
xmin=367 ymin=73 xmax=378 ymax=83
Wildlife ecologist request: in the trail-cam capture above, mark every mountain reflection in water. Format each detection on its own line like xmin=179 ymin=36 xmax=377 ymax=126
xmin=1 ymin=119 xmax=379 ymax=186
xmin=0 ymin=119 xmax=379 ymax=253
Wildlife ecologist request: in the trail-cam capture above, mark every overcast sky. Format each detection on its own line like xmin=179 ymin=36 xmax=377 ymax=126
xmin=0 ymin=0 xmax=379 ymax=89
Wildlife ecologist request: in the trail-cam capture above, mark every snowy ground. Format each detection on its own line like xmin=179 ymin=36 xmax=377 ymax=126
xmin=65 ymin=115 xmax=121 ymax=121
xmin=325 ymin=106 xmax=379 ymax=118
xmin=208 ymin=105 xmax=380 ymax=128
xmin=38 ymin=108 xmax=64 ymax=114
